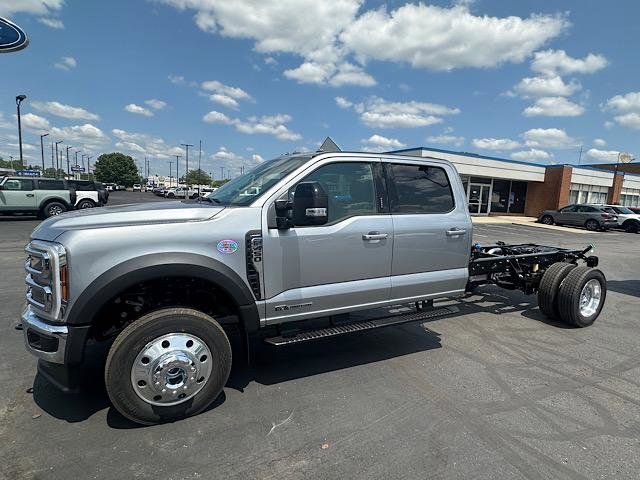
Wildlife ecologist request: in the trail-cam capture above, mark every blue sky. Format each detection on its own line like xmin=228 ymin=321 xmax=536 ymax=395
xmin=1 ymin=0 xmax=639 ymax=179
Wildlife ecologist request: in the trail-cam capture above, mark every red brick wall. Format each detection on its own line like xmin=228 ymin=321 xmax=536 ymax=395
xmin=608 ymin=173 xmax=624 ymax=204
xmin=524 ymin=165 xmax=572 ymax=217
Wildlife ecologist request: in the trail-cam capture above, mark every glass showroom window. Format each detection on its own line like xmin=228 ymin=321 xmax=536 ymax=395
xmin=570 ymin=183 xmax=609 ymax=205
xmin=620 ymin=188 xmax=640 ymax=207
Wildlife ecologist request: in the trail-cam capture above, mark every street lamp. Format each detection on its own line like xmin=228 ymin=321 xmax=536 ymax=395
xmin=65 ymin=145 xmax=72 ymax=175
xmin=87 ymin=155 xmax=93 ymax=178
xmin=15 ymin=94 xmax=27 ymax=165
xmin=55 ymin=140 xmax=63 ymax=178
xmin=40 ymin=133 xmax=49 ymax=172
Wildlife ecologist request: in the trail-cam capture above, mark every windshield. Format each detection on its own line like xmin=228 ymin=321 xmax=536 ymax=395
xmin=207 ymin=154 xmax=312 ymax=206
xmin=613 ymin=206 xmax=634 ymax=214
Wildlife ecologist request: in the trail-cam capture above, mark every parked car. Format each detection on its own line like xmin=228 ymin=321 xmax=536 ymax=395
xmin=626 ymin=206 xmax=640 ymax=215
xmin=539 ymin=204 xmax=618 ymax=231
xmin=0 ymin=176 xmax=76 ymax=218
xmin=592 ymin=204 xmax=640 ymax=233
xmin=21 ymin=150 xmax=606 ymax=424
xmin=104 ymin=183 xmax=115 ymax=191
xmin=132 ymin=184 xmax=141 ymax=192
xmin=66 ymin=179 xmax=108 ymax=209
xmin=165 ymin=187 xmax=199 ymax=199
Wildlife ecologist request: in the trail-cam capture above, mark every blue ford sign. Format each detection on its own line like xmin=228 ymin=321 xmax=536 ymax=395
xmin=0 ymin=17 xmax=29 ymax=53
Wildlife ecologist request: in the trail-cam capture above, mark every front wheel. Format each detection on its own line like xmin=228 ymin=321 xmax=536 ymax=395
xmin=557 ymin=266 xmax=606 ymax=327
xmin=105 ymin=308 xmax=232 ymax=425
xmin=77 ymin=199 xmax=95 ymax=209
xmin=540 ymin=215 xmax=554 ymax=225
xmin=42 ymin=201 xmax=67 ymax=218
xmin=585 ymin=219 xmax=599 ymax=231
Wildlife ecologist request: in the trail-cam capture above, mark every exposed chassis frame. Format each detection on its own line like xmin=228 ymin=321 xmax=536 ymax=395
xmin=468 ymin=243 xmax=598 ymax=294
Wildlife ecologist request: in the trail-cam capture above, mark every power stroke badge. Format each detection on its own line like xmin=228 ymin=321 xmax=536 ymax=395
xmin=216 ymin=239 xmax=239 ymax=254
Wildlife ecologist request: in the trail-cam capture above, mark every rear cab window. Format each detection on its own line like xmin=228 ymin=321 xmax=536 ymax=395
xmin=385 ymin=163 xmax=455 ymax=214
xmin=37 ymin=179 xmax=65 ymax=190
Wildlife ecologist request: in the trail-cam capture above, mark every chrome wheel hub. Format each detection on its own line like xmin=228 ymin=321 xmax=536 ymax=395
xmin=131 ymin=333 xmax=212 ymax=406
xmin=49 ymin=205 xmax=63 ymax=215
xmin=579 ymin=279 xmax=602 ymax=317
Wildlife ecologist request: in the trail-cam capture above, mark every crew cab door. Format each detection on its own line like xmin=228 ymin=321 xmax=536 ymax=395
xmin=384 ymin=160 xmax=471 ymax=301
xmin=261 ymin=159 xmax=392 ymax=324
xmin=0 ymin=178 xmax=36 ymax=211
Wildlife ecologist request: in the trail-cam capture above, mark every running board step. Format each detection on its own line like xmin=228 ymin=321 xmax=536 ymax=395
xmin=264 ymin=306 xmax=459 ymax=346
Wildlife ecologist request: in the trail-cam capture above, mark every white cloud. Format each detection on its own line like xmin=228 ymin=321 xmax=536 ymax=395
xmin=168 ymin=74 xmax=185 ymax=84
xmin=125 ymin=104 xmax=154 ymax=117
xmin=586 ymin=148 xmax=619 ymax=162
xmin=209 ymin=147 xmax=264 ymax=176
xmin=510 ymin=149 xmax=552 ymax=161
xmin=38 ymin=17 xmax=64 ymax=29
xmin=201 ymin=80 xmax=252 ymax=101
xmin=523 ymin=97 xmax=585 ymax=117
xmin=32 ymin=101 xmax=100 ymax=121
xmin=522 ymin=128 xmax=577 ymax=149
xmin=50 ymin=123 xmax=109 ymax=146
xmin=531 ymin=49 xmax=608 ymax=76
xmin=335 ymin=96 xmax=353 ymax=109
xmin=145 ymin=99 xmax=167 ymax=110
xmin=426 ymin=134 xmax=465 ymax=147
xmin=513 ymin=75 xmax=581 ymax=98
xmin=0 ymin=0 xmax=63 ymax=16
xmin=362 ymin=134 xmax=405 ymax=148
xmin=161 ymin=1 xmax=566 ymax=88
xmin=339 ymin=96 xmax=458 ymax=128
xmin=54 ymin=56 xmax=77 ymax=71
xmin=472 ymin=138 xmax=521 ymax=150
xmin=20 ymin=113 xmax=51 ymax=131
xmin=252 ymin=154 xmax=265 ymax=163
xmin=593 ymin=138 xmax=607 ymax=147
xmin=341 ymin=4 xmax=567 ymax=71
xmin=112 ymin=128 xmax=183 ymax=158
xmin=209 ymin=94 xmax=239 ymax=110
xmin=603 ymin=92 xmax=640 ymax=130
xmin=202 ymin=111 xmax=301 ymax=141
xmin=0 ymin=113 xmax=13 ymax=129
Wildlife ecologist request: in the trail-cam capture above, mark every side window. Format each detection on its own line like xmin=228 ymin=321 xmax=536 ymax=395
xmin=291 ymin=162 xmax=377 ymax=224
xmin=560 ymin=205 xmax=576 ymax=212
xmin=387 ymin=163 xmax=454 ymax=214
xmin=577 ymin=206 xmax=596 ymax=213
xmin=37 ymin=179 xmax=65 ymax=190
xmin=4 ymin=179 xmax=33 ymax=191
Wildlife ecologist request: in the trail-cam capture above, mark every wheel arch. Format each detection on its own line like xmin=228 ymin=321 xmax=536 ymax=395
xmin=64 ymin=253 xmax=260 ymax=362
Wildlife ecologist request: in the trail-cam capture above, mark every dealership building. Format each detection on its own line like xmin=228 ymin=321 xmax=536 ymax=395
xmin=392 ymin=147 xmax=640 ymax=216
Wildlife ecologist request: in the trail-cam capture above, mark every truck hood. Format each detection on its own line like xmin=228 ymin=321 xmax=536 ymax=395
xmin=32 ymin=201 xmax=225 ymax=241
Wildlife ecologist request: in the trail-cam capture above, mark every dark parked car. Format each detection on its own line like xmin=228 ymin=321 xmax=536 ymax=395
xmin=538 ymin=204 xmax=618 ymax=231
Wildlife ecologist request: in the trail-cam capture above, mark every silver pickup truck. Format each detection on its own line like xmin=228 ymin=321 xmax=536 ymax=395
xmin=21 ymin=150 xmax=607 ymax=424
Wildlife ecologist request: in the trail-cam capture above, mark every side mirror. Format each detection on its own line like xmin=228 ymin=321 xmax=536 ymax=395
xmin=292 ymin=181 xmax=328 ymax=226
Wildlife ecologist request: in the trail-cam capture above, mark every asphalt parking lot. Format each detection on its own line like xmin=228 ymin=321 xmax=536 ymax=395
xmin=1 ymin=192 xmax=639 ymax=480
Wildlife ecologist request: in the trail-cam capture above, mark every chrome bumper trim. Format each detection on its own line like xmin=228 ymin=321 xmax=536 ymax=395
xmin=22 ymin=306 xmax=68 ymax=364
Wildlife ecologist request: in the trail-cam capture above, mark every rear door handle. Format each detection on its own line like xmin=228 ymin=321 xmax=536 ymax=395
xmin=446 ymin=228 xmax=466 ymax=237
xmin=362 ymin=231 xmax=389 ymax=241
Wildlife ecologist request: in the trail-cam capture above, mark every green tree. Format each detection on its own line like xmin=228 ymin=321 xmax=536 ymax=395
xmin=43 ymin=167 xmax=66 ymax=178
xmin=94 ymin=152 xmax=140 ymax=187
xmin=184 ymin=169 xmax=211 ymax=186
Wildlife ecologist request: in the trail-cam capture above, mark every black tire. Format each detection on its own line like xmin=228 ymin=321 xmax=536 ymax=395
xmin=557 ymin=266 xmax=607 ymax=327
xmin=168 ymin=193 xmax=175 ymax=198
xmin=540 ymin=215 xmax=554 ymax=225
xmin=537 ymin=262 xmax=576 ymax=319
xmin=585 ymin=219 xmax=599 ymax=231
xmin=42 ymin=201 xmax=67 ymax=218
xmin=77 ymin=199 xmax=95 ymax=209
xmin=105 ymin=308 xmax=232 ymax=425
xmin=624 ymin=221 xmax=640 ymax=233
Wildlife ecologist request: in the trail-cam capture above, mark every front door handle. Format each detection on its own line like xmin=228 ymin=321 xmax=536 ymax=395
xmin=446 ymin=228 xmax=466 ymax=237
xmin=26 ymin=193 xmax=35 ymax=197
xmin=363 ymin=231 xmax=389 ymax=241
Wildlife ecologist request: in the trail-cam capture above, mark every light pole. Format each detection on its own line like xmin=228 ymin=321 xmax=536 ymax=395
xmin=40 ymin=133 xmax=49 ymax=173
xmin=175 ymin=155 xmax=181 ymax=185
xmin=180 ymin=143 xmax=193 ymax=181
xmin=66 ymin=145 xmax=72 ymax=175
xmin=87 ymin=155 xmax=93 ymax=179
xmin=55 ymin=140 xmax=63 ymax=178
xmin=169 ymin=160 xmax=173 ymax=187
xmin=75 ymin=150 xmax=80 ymax=168
xmin=15 ymin=94 xmax=27 ymax=165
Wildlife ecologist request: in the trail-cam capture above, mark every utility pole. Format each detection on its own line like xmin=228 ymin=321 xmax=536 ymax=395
xmin=40 ymin=133 xmax=49 ymax=173
xmin=75 ymin=150 xmax=80 ymax=168
xmin=578 ymin=145 xmax=583 ymax=165
xmin=50 ymin=142 xmax=54 ymax=171
xmin=55 ymin=140 xmax=63 ymax=178
xmin=169 ymin=160 xmax=173 ymax=187
xmin=87 ymin=156 xmax=93 ymax=179
xmin=180 ymin=143 xmax=193 ymax=181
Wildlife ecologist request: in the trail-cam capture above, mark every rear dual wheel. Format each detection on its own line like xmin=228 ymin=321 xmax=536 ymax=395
xmin=538 ymin=263 xmax=606 ymax=327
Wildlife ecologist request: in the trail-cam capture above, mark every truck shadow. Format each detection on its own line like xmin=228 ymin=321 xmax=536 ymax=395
xmin=31 ymin=322 xmax=442 ymax=429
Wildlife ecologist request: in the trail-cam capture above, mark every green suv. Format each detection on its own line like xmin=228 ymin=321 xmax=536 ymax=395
xmin=0 ymin=176 xmax=76 ymax=218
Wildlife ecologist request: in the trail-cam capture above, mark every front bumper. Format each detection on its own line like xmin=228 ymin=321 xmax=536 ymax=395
xmin=22 ymin=306 xmax=68 ymax=364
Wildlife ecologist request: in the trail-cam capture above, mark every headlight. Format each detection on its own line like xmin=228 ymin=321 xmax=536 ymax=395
xmin=25 ymin=241 xmax=67 ymax=322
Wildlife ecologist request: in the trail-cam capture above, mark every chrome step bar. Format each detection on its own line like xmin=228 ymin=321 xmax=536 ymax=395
xmin=264 ymin=306 xmax=459 ymax=346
